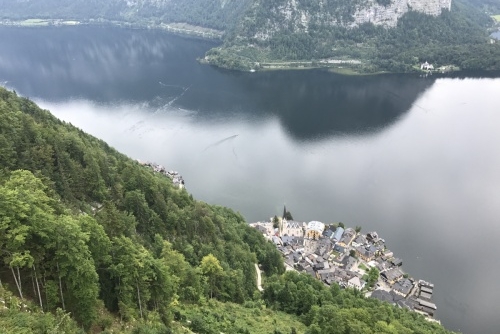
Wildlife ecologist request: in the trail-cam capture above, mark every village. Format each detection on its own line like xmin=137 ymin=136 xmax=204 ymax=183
xmin=250 ymin=208 xmax=440 ymax=323
xmin=138 ymin=160 xmax=185 ymax=189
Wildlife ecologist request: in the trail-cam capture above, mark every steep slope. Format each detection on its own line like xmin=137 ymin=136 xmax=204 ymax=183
xmin=0 ymin=87 xmax=284 ymax=331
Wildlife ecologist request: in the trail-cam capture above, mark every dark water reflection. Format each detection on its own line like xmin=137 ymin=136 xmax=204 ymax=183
xmin=2 ymin=26 xmax=500 ymax=334
xmin=0 ymin=26 xmax=438 ymax=140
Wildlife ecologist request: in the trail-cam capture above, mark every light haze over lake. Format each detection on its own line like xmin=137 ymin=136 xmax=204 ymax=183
xmin=1 ymin=26 xmax=500 ymax=334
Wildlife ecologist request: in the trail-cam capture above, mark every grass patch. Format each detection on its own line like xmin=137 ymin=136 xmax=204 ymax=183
xmin=492 ymin=15 xmax=500 ymax=22
xmin=359 ymin=263 xmax=368 ymax=271
xmin=175 ymin=299 xmax=307 ymax=334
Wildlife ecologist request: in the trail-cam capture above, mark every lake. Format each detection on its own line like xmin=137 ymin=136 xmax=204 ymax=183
xmin=1 ymin=26 xmax=500 ymax=334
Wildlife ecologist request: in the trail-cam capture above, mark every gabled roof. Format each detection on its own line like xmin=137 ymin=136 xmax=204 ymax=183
xmin=371 ymin=289 xmax=394 ymax=304
xmin=333 ymin=227 xmax=344 ymax=241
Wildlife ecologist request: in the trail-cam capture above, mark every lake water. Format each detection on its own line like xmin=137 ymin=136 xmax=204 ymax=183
xmin=1 ymin=26 xmax=500 ymax=334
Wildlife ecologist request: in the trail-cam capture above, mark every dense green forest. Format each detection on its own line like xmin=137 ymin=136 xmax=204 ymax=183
xmin=0 ymin=87 xmax=458 ymax=333
xmin=207 ymin=0 xmax=500 ymax=72
xmin=0 ymin=0 xmax=251 ymax=30
xmin=1 ymin=0 xmax=499 ymax=72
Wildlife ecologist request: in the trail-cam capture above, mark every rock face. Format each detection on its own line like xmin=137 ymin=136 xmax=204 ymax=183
xmin=353 ymin=0 xmax=452 ymax=27
xmin=244 ymin=0 xmax=452 ymax=41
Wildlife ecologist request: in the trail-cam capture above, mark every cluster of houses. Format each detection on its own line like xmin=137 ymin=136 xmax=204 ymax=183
xmin=138 ymin=161 xmax=185 ymax=189
xmin=250 ymin=215 xmax=439 ymax=321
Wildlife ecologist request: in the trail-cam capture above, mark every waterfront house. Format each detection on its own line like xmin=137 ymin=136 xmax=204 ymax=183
xmin=391 ymin=258 xmax=403 ymax=267
xmin=366 ymin=231 xmax=384 ymax=244
xmin=393 ymin=278 xmax=413 ymax=297
xmin=381 ymin=267 xmax=405 ymax=285
xmin=421 ymin=61 xmax=434 ymax=70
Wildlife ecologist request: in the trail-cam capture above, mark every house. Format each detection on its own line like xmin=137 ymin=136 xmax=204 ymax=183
xmin=332 ymin=269 xmax=356 ymax=286
xmin=381 ymin=267 xmax=405 ymax=285
xmin=305 ymin=221 xmax=325 ymax=239
xmin=251 ymin=222 xmax=275 ymax=237
xmin=305 ymin=267 xmax=316 ymax=278
xmin=317 ymin=267 xmax=336 ymax=283
xmin=391 ymin=258 xmax=403 ymax=267
xmin=366 ymin=231 xmax=380 ymax=242
xmin=332 ymin=226 xmax=344 ymax=242
xmin=342 ymin=256 xmax=357 ymax=271
xmin=356 ymin=245 xmax=377 ymax=262
xmin=375 ymin=259 xmax=392 ymax=273
xmin=421 ymin=61 xmax=434 ymax=70
xmin=337 ymin=228 xmax=356 ymax=248
xmin=281 ymin=220 xmax=303 ymax=237
xmin=334 ymin=243 xmax=347 ymax=254
xmin=315 ymin=238 xmax=333 ymax=257
xmin=371 ymin=289 xmax=395 ymax=304
xmin=418 ymin=282 xmax=434 ymax=300
xmin=352 ymin=234 xmax=367 ymax=247
xmin=323 ymin=228 xmax=334 ymax=239
xmin=296 ymin=261 xmax=311 ymax=272
xmin=347 ymin=276 xmax=366 ymax=290
xmin=382 ymin=249 xmax=394 ymax=258
xmin=314 ymin=261 xmax=329 ymax=271
xmin=393 ymin=278 xmax=413 ymax=297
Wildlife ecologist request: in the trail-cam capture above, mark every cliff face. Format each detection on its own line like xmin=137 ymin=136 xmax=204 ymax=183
xmin=242 ymin=0 xmax=452 ymax=42
xmin=353 ymin=0 xmax=452 ymax=27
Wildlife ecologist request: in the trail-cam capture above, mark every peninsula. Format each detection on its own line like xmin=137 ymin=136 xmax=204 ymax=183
xmin=251 ymin=210 xmax=440 ymax=322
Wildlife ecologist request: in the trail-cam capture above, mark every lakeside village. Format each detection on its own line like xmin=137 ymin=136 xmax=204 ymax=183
xmin=250 ymin=208 xmax=440 ymax=323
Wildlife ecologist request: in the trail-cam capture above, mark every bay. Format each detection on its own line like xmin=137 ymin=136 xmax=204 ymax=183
xmin=1 ymin=25 xmax=500 ymax=334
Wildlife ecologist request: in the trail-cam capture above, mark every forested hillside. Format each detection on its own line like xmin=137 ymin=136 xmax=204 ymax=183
xmin=206 ymin=0 xmax=500 ymax=72
xmin=0 ymin=0 xmax=251 ymax=30
xmin=0 ymin=0 xmax=499 ymax=72
xmin=0 ymin=87 xmax=458 ymax=333
xmin=0 ymin=87 xmax=283 ymax=332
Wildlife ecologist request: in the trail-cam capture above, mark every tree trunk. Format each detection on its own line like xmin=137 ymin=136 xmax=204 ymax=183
xmin=136 ymin=280 xmax=143 ymax=319
xmin=31 ymin=270 xmax=37 ymax=298
xmin=57 ymin=262 xmax=65 ymax=310
xmin=33 ymin=265 xmax=43 ymax=310
xmin=10 ymin=266 xmax=23 ymax=299
xmin=43 ymin=274 xmax=49 ymax=310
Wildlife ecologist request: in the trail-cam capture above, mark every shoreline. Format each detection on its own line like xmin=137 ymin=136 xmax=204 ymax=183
xmin=0 ymin=19 xmax=486 ymax=77
xmin=0 ymin=18 xmax=223 ymax=41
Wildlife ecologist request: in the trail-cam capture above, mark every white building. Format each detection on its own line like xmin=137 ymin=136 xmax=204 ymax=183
xmin=305 ymin=221 xmax=325 ymax=239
